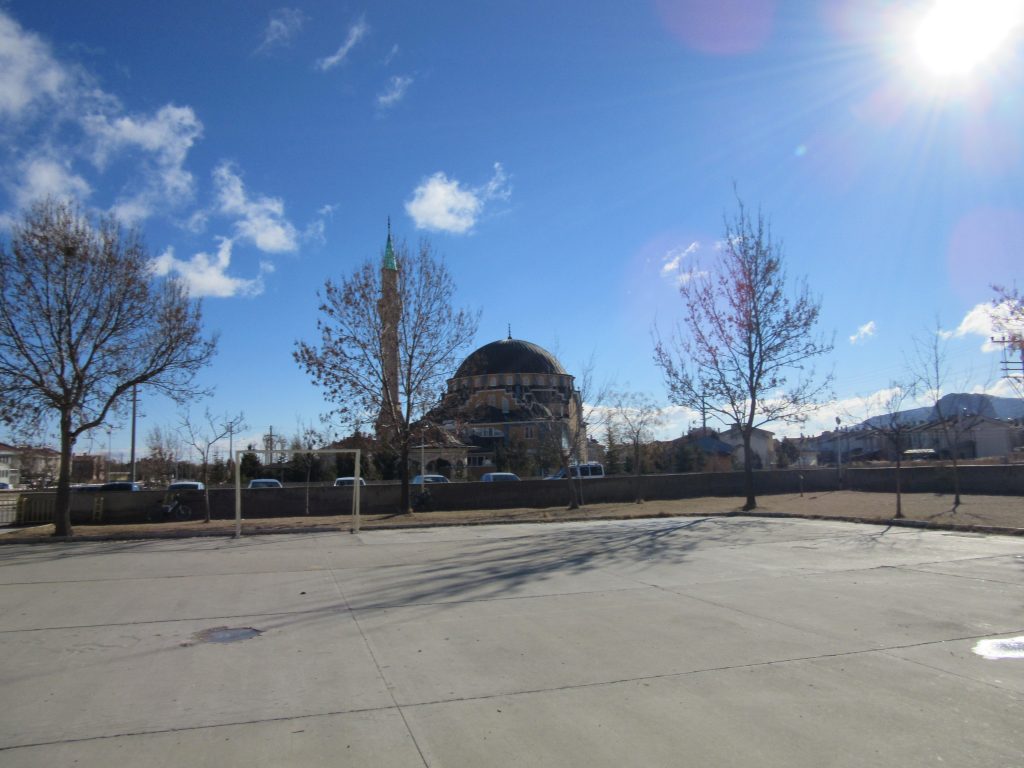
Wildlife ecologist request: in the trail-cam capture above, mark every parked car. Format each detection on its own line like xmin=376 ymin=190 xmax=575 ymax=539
xmin=411 ymin=474 xmax=450 ymax=484
xmin=168 ymin=480 xmax=205 ymax=491
xmin=545 ymin=462 xmax=605 ymax=480
xmin=100 ymin=481 xmax=141 ymax=491
xmin=481 ymin=472 xmax=520 ymax=482
xmin=248 ymin=479 xmax=283 ymax=489
xmin=71 ymin=484 xmax=104 ymax=493
xmin=334 ymin=477 xmax=367 ymax=487
xmin=0 ymin=481 xmax=11 ymax=490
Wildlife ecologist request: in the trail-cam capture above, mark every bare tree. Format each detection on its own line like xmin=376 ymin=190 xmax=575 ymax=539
xmin=144 ymin=425 xmax=182 ymax=485
xmin=609 ymin=390 xmax=664 ymax=503
xmin=294 ymin=237 xmax=478 ymax=513
xmin=0 ymin=199 xmax=217 ymax=536
xmin=912 ymin=321 xmax=972 ymax=507
xmin=864 ymin=383 xmax=916 ymax=519
xmin=654 ymin=198 xmax=832 ymax=510
xmin=286 ymin=422 xmax=324 ymax=515
xmin=535 ymin=355 xmax=610 ymax=509
xmin=179 ymin=409 xmax=246 ymax=522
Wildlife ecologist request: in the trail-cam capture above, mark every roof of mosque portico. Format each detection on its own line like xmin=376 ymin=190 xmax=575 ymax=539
xmin=453 ymin=338 xmax=568 ymax=379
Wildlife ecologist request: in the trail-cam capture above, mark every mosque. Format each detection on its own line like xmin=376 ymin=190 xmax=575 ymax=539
xmin=373 ymin=226 xmax=586 ymax=479
xmin=431 ymin=334 xmax=586 ymax=478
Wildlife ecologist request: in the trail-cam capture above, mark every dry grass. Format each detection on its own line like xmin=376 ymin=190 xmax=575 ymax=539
xmin=3 ymin=491 xmax=1022 ymax=542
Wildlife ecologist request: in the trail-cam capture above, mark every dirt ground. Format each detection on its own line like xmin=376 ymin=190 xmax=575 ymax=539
xmin=2 ymin=490 xmax=1022 ymax=542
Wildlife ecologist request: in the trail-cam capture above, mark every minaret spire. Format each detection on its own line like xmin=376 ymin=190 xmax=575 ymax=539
xmin=507 ymin=323 xmax=512 ymax=340
xmin=383 ymin=216 xmax=397 ymax=271
xmin=376 ymin=220 xmax=401 ymax=441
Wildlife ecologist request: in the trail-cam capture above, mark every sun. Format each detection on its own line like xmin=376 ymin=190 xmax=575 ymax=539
xmin=913 ymin=0 xmax=1022 ymax=78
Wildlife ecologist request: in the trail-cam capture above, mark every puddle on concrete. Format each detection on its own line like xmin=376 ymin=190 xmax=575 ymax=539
xmin=973 ymin=636 xmax=1024 ymax=660
xmin=192 ymin=626 xmax=262 ymax=644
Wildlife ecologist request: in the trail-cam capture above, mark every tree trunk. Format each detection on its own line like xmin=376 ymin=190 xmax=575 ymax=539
xmin=741 ymin=432 xmax=756 ymax=511
xmin=632 ymin=441 xmax=643 ymax=504
xmin=305 ymin=459 xmax=312 ymax=515
xmin=894 ymin=457 xmax=903 ymax=518
xmin=399 ymin=443 xmax=410 ymax=513
xmin=201 ymin=460 xmax=211 ymax=523
xmin=564 ymin=433 xmax=580 ymax=510
xmin=54 ymin=416 xmax=75 ymax=537
xmin=950 ymin=455 xmax=961 ymax=508
xmin=564 ymin=462 xmax=579 ymax=509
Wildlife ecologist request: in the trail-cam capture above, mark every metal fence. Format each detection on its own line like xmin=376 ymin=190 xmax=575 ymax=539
xmin=0 ymin=495 xmax=19 ymax=525
xmin=0 ymin=494 xmax=55 ymax=525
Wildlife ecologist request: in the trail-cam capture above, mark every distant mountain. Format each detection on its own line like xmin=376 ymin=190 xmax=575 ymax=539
xmin=860 ymin=393 xmax=1024 ymax=429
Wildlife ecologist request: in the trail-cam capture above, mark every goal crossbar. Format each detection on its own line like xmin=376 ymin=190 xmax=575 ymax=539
xmin=232 ymin=448 xmax=362 ymax=538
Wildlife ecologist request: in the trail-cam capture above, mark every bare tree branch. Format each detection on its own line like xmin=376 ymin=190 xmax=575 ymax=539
xmin=0 ymin=198 xmax=217 ymax=535
xmin=179 ymin=409 xmax=246 ymax=522
xmin=294 ymin=237 xmax=478 ymax=512
xmin=609 ymin=390 xmax=664 ymax=503
xmin=653 ymin=197 xmax=833 ymax=510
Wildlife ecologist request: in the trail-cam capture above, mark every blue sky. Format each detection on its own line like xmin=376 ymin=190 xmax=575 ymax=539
xmin=1 ymin=0 xmax=1022 ymax=459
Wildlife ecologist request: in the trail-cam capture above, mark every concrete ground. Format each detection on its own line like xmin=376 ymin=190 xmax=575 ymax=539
xmin=1 ymin=515 xmax=1023 ymax=767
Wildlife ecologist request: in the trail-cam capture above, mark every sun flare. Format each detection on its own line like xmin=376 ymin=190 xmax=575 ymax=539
xmin=913 ymin=0 xmax=1022 ymax=77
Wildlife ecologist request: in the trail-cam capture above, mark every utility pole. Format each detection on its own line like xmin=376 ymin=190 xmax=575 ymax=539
xmin=991 ymin=335 xmax=1023 ymax=396
xmin=264 ymin=426 xmax=275 ymax=465
xmin=835 ymin=416 xmax=842 ymax=489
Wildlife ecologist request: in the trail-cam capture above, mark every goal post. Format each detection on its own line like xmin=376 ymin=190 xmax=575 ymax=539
xmin=233 ymin=448 xmax=362 ymax=538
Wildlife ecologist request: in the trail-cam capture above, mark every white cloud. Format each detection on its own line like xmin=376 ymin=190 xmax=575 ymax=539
xmin=256 ymin=8 xmax=305 ymax=53
xmin=149 ymin=238 xmax=267 ymax=298
xmin=84 ymin=105 xmax=201 ymax=172
xmin=0 ymin=9 xmax=208 ymax=232
xmin=943 ymin=302 xmax=1015 ymax=352
xmin=660 ymin=241 xmax=706 ymax=285
xmin=184 ymin=209 xmax=209 ymax=233
xmin=10 ymin=155 xmax=91 ymax=209
xmin=405 ymin=162 xmax=511 ymax=234
xmin=304 ymin=218 xmax=326 ymax=246
xmin=660 ymin=241 xmax=700 ymax=276
xmin=406 ymin=173 xmax=479 ymax=233
xmin=849 ymin=320 xmax=876 ymax=345
xmin=213 ymin=162 xmax=297 ymax=252
xmin=384 ymin=44 xmax=399 ymax=65
xmin=376 ymin=75 xmax=412 ymax=109
xmin=980 ymin=376 xmax=1023 ymax=398
xmin=83 ymin=104 xmax=203 ymax=222
xmin=316 ymin=18 xmax=368 ymax=71
xmin=651 ymin=404 xmax=702 ymax=440
xmin=0 ymin=11 xmax=67 ymax=119
xmin=676 ymin=269 xmax=709 ymax=286
xmin=774 ymin=387 xmax=909 ymax=439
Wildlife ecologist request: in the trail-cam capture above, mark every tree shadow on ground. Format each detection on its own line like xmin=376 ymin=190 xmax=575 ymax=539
xmin=253 ymin=517 xmax=788 ymax=635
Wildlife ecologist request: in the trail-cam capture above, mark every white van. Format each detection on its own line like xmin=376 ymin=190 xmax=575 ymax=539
xmin=545 ymin=462 xmax=605 ymax=480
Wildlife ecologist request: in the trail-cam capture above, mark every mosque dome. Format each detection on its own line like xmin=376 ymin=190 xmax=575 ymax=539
xmin=453 ymin=338 xmax=567 ymax=378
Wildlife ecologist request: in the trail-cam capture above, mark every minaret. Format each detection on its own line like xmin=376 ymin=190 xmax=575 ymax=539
xmin=376 ymin=220 xmax=401 ymax=441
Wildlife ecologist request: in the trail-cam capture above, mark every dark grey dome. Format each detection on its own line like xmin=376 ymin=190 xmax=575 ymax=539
xmin=454 ymin=338 xmax=566 ymax=378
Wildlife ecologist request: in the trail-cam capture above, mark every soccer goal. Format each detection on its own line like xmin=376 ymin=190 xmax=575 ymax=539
xmin=232 ymin=448 xmax=362 ymax=538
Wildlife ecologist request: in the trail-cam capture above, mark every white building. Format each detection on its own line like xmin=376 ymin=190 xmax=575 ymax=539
xmin=719 ymin=426 xmax=776 ymax=469
xmin=0 ymin=443 xmax=21 ymax=487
